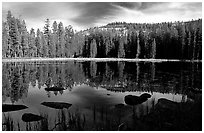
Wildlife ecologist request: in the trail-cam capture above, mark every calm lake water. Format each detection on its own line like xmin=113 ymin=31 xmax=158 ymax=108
xmin=2 ymin=60 xmax=202 ymax=131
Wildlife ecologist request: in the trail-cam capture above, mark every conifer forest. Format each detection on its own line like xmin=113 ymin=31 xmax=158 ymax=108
xmin=2 ymin=11 xmax=202 ymax=60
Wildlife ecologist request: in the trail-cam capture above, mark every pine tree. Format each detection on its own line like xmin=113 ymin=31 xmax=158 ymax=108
xmin=7 ymin=11 xmax=20 ymax=58
xmin=192 ymin=30 xmax=196 ymax=60
xmin=118 ymin=36 xmax=125 ymax=58
xmin=15 ymin=18 xmax=23 ymax=57
xmin=64 ymin=25 xmax=74 ymax=57
xmin=44 ymin=18 xmax=50 ymax=57
xmin=35 ymin=29 xmax=42 ymax=57
xmin=195 ymin=19 xmax=202 ymax=60
xmin=2 ymin=22 xmax=10 ymax=58
xmin=57 ymin=22 xmax=65 ymax=57
xmin=152 ymin=38 xmax=156 ymax=59
xmin=19 ymin=20 xmax=29 ymax=57
xmin=52 ymin=21 xmax=58 ymax=57
xmin=177 ymin=23 xmax=186 ymax=59
xmin=136 ymin=32 xmax=140 ymax=58
xmin=47 ymin=30 xmax=54 ymax=57
xmin=49 ymin=33 xmax=55 ymax=58
xmin=41 ymin=32 xmax=48 ymax=57
xmin=105 ymin=33 xmax=112 ymax=57
xmin=29 ymin=28 xmax=36 ymax=57
xmin=138 ymin=30 xmax=145 ymax=58
xmin=71 ymin=32 xmax=84 ymax=56
xmin=187 ymin=31 xmax=191 ymax=60
xmin=90 ymin=39 xmax=97 ymax=58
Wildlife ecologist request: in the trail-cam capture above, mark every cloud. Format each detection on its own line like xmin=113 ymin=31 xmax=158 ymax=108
xmin=112 ymin=2 xmax=142 ymax=9
xmin=2 ymin=2 xmax=82 ymax=30
xmin=70 ymin=3 xmax=118 ymax=27
xmin=2 ymin=2 xmax=202 ymax=31
xmin=98 ymin=2 xmax=202 ymax=24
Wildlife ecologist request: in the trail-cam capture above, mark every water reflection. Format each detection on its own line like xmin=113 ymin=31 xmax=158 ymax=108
xmin=2 ymin=61 xmax=202 ymax=131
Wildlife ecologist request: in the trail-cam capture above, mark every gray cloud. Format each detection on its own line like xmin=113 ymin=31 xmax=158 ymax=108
xmin=140 ymin=2 xmax=202 ymax=14
xmin=70 ymin=3 xmax=118 ymax=26
xmin=112 ymin=2 xmax=142 ymax=9
xmin=2 ymin=2 xmax=202 ymax=31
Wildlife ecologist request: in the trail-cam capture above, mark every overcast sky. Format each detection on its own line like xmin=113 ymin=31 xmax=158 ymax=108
xmin=2 ymin=2 xmax=202 ymax=31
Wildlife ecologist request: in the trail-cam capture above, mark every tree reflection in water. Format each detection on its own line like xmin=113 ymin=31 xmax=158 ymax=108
xmin=2 ymin=61 xmax=202 ymax=130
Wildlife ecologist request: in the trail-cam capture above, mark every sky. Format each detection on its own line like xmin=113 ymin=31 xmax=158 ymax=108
xmin=2 ymin=2 xmax=202 ymax=31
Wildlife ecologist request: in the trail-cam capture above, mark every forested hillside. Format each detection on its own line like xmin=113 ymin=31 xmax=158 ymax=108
xmin=2 ymin=11 xmax=202 ymax=60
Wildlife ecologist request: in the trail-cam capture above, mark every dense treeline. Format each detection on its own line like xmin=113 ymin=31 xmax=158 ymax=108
xmin=2 ymin=11 xmax=202 ymax=60
xmin=2 ymin=11 xmax=77 ymax=58
xmin=83 ymin=20 xmax=202 ymax=60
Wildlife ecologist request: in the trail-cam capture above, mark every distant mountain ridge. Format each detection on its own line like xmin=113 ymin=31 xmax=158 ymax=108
xmin=100 ymin=19 xmax=202 ymax=29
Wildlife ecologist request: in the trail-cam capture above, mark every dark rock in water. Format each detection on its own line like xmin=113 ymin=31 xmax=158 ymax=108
xmin=139 ymin=93 xmax=151 ymax=103
xmin=124 ymin=93 xmax=151 ymax=106
xmin=41 ymin=102 xmax=72 ymax=109
xmin=107 ymin=94 xmax=110 ymax=96
xmin=155 ymin=98 xmax=178 ymax=111
xmin=124 ymin=94 xmax=151 ymax=116
xmin=44 ymin=87 xmax=65 ymax=91
xmin=140 ymin=93 xmax=151 ymax=100
xmin=22 ymin=113 xmax=44 ymax=122
xmin=125 ymin=95 xmax=141 ymax=106
xmin=2 ymin=104 xmax=28 ymax=112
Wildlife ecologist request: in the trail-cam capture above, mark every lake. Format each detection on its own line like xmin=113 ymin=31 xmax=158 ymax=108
xmin=2 ymin=60 xmax=202 ymax=131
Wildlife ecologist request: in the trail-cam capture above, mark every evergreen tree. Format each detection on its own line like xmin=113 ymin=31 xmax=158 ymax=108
xmin=15 ymin=18 xmax=23 ymax=57
xmin=64 ymin=25 xmax=74 ymax=57
xmin=176 ymin=23 xmax=186 ymax=59
xmin=90 ymin=39 xmax=97 ymax=58
xmin=152 ymin=38 xmax=156 ymax=59
xmin=7 ymin=11 xmax=20 ymax=58
xmin=136 ymin=32 xmax=140 ymax=58
xmin=2 ymin=22 xmax=10 ymax=58
xmin=28 ymin=28 xmax=37 ymax=57
xmin=52 ymin=21 xmax=58 ymax=57
xmin=44 ymin=18 xmax=51 ymax=57
xmin=19 ymin=20 xmax=29 ymax=57
xmin=57 ymin=22 xmax=65 ymax=57
xmin=118 ymin=36 xmax=125 ymax=58
xmin=41 ymin=31 xmax=48 ymax=57
xmin=71 ymin=32 xmax=84 ymax=56
xmin=35 ymin=29 xmax=42 ymax=57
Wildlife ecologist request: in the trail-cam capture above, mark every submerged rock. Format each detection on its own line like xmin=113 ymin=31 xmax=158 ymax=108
xmin=140 ymin=93 xmax=151 ymax=100
xmin=124 ymin=93 xmax=151 ymax=106
xmin=2 ymin=104 xmax=28 ymax=112
xmin=124 ymin=93 xmax=151 ymax=116
xmin=41 ymin=102 xmax=72 ymax=109
xmin=22 ymin=113 xmax=44 ymax=122
xmin=44 ymin=87 xmax=65 ymax=91
xmin=125 ymin=95 xmax=141 ymax=106
xmin=155 ymin=98 xmax=179 ymax=111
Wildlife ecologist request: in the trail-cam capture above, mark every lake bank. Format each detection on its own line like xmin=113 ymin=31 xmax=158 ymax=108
xmin=2 ymin=58 xmax=202 ymax=63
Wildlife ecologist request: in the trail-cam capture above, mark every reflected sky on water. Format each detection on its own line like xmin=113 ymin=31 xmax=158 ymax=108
xmin=2 ymin=61 xmax=202 ymax=130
